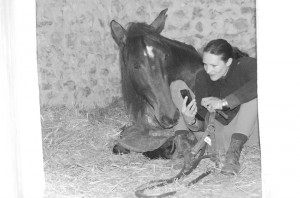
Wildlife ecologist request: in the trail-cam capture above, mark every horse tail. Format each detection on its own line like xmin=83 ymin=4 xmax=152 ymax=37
xmin=232 ymin=47 xmax=249 ymax=59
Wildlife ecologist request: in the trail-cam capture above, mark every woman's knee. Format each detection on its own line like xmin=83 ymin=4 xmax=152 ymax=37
xmin=239 ymin=98 xmax=258 ymax=116
xmin=170 ymin=80 xmax=194 ymax=108
xmin=170 ymin=80 xmax=189 ymax=93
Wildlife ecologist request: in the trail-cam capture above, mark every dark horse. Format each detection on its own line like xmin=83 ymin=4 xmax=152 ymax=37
xmin=111 ymin=9 xmax=205 ymax=159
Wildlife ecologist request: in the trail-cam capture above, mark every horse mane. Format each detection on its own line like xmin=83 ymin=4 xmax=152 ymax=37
xmin=120 ymin=22 xmax=201 ymax=120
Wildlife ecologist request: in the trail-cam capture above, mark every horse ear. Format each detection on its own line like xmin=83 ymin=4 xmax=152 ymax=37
xmin=110 ymin=20 xmax=127 ymax=46
xmin=150 ymin=8 xmax=168 ymax=33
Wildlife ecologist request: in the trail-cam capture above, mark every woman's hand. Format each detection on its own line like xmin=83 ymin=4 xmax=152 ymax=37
xmin=201 ymin=97 xmax=223 ymax=112
xmin=182 ymin=96 xmax=197 ymax=124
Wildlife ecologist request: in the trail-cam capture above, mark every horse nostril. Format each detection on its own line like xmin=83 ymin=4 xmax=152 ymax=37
xmin=161 ymin=109 xmax=180 ymax=127
xmin=161 ymin=115 xmax=170 ymax=125
xmin=161 ymin=115 xmax=176 ymax=128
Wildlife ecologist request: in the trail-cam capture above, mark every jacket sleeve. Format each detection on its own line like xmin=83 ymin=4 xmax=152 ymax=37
xmin=225 ymin=58 xmax=257 ymax=109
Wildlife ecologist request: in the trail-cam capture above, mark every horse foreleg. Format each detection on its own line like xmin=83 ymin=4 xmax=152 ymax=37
xmin=112 ymin=121 xmax=176 ymax=159
xmin=112 ymin=123 xmax=144 ymax=154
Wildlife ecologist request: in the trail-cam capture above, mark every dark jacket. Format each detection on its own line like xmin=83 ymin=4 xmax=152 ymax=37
xmin=194 ymin=57 xmax=257 ymax=125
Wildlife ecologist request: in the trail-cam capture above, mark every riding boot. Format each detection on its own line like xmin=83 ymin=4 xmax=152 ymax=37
xmin=169 ymin=130 xmax=196 ymax=169
xmin=174 ymin=130 xmax=192 ymax=158
xmin=221 ymin=133 xmax=248 ymax=175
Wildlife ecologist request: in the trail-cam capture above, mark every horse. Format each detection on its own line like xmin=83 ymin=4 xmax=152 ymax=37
xmin=110 ymin=8 xmax=206 ymax=159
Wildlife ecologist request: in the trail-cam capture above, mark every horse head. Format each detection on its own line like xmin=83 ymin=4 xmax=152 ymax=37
xmin=110 ymin=9 xmax=180 ymax=129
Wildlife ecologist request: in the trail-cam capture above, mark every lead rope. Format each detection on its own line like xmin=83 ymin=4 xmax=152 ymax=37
xmin=135 ymin=112 xmax=217 ymax=198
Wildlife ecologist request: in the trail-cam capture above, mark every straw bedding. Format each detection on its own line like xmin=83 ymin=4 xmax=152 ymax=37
xmin=41 ymin=98 xmax=261 ymax=198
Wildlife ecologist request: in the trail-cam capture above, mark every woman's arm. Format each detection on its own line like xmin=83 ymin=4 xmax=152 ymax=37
xmin=225 ymin=58 xmax=257 ymax=109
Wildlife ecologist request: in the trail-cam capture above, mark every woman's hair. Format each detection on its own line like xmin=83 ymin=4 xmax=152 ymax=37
xmin=203 ymin=39 xmax=249 ymax=62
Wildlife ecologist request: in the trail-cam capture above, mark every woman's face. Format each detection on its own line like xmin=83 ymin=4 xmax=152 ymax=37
xmin=203 ymin=52 xmax=232 ymax=81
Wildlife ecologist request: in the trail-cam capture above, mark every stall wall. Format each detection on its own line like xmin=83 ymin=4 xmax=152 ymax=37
xmin=36 ymin=0 xmax=256 ymax=109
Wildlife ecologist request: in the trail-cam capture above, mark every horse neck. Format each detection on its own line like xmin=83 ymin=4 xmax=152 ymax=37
xmin=163 ymin=37 xmax=200 ymax=58
xmin=163 ymin=39 xmax=204 ymax=88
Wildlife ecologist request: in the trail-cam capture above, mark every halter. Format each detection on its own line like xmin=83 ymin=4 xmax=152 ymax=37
xmin=135 ymin=112 xmax=218 ymax=198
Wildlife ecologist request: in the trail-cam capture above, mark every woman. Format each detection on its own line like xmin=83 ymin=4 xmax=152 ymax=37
xmin=170 ymin=39 xmax=259 ymax=175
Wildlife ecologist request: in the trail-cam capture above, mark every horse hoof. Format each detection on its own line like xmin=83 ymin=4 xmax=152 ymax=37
xmin=112 ymin=144 xmax=131 ymax=155
xmin=143 ymin=138 xmax=175 ymax=159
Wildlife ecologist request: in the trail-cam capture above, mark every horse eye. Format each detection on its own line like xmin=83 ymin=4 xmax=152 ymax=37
xmin=165 ymin=54 xmax=169 ymax=60
xmin=134 ymin=63 xmax=140 ymax=69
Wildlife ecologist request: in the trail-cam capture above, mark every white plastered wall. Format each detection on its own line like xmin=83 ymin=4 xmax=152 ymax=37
xmin=0 ymin=0 xmax=45 ymax=197
xmin=257 ymin=1 xmax=300 ymax=198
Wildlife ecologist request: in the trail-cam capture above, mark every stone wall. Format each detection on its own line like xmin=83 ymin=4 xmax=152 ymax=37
xmin=36 ymin=0 xmax=256 ymax=109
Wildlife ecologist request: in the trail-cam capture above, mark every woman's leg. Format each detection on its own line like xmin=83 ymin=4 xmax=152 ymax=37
xmin=170 ymin=80 xmax=196 ymax=132
xmin=169 ymin=80 xmax=198 ymax=161
xmin=236 ymin=98 xmax=259 ymax=146
xmin=214 ymin=98 xmax=259 ymax=152
xmin=216 ymin=98 xmax=259 ymax=175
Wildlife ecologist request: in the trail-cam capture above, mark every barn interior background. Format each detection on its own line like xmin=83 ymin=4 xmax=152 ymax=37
xmin=36 ymin=0 xmax=260 ymax=197
xmin=36 ymin=0 xmax=256 ymax=110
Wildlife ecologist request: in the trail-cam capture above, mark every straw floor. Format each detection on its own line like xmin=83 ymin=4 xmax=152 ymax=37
xmin=41 ymin=98 xmax=261 ymax=198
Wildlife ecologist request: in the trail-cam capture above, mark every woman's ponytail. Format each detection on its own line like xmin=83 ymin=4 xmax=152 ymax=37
xmin=232 ymin=47 xmax=249 ymax=59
